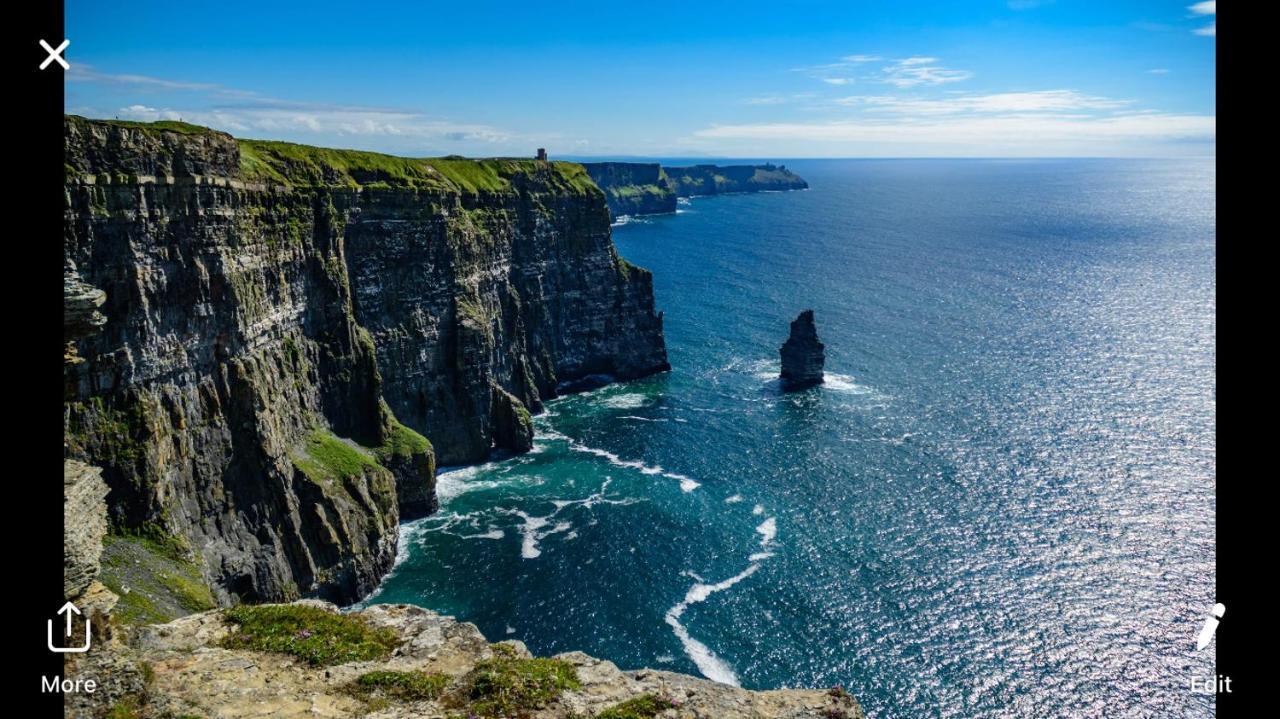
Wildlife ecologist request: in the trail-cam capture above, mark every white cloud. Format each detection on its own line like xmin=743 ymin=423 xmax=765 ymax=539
xmin=841 ymin=54 xmax=881 ymax=63
xmin=881 ymin=58 xmax=973 ymax=88
xmin=1148 ymin=68 xmax=1170 ymax=74
xmin=821 ymin=77 xmax=853 ymax=85
xmin=834 ymin=90 xmax=1130 ymax=114
xmin=1188 ymin=1 xmax=1215 ymax=35
xmin=690 ymin=113 xmax=1215 ymax=155
xmin=113 ymin=103 xmax=512 ymax=144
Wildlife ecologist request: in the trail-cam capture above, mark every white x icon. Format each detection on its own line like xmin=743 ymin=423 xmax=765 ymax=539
xmin=39 ymin=39 xmax=70 ymax=71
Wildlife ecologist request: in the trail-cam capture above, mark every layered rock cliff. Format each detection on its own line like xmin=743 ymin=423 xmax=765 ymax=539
xmin=664 ymin=163 xmax=808 ymax=197
xmin=581 ymin=162 xmax=678 ymax=217
xmin=62 ymin=116 xmax=669 ymax=606
xmin=583 ymin=161 xmax=807 ymax=218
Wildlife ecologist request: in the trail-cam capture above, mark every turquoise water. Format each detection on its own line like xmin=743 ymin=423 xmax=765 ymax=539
xmin=363 ymin=159 xmax=1216 ymax=718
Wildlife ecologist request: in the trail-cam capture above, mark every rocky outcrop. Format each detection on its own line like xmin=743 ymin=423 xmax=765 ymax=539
xmin=584 ymin=161 xmax=807 ymax=218
xmin=581 ymin=162 xmax=678 ymax=218
xmin=780 ymin=310 xmax=824 ymax=390
xmin=63 ymin=263 xmax=106 ymax=363
xmin=62 ymin=116 xmax=669 ymax=605
xmin=65 ymin=601 xmax=864 ymax=719
xmin=664 ymin=163 xmax=808 ymax=198
xmin=491 ymin=384 xmax=535 ymax=453
xmin=64 ymin=460 xmax=110 ymax=599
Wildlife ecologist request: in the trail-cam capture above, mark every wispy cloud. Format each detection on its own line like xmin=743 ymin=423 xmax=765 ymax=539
xmin=833 ymin=90 xmax=1129 ymax=115
xmin=113 ymin=103 xmax=512 ymax=144
xmin=1008 ymin=0 xmax=1055 ymax=9
xmin=1188 ymin=1 xmax=1215 ymax=36
xmin=1148 ymin=68 xmax=1171 ymax=74
xmin=794 ymin=55 xmax=973 ymax=89
xmin=881 ymin=57 xmax=973 ymax=87
xmin=691 ymin=113 xmax=1215 ymax=155
xmin=70 ymin=65 xmax=522 ymax=150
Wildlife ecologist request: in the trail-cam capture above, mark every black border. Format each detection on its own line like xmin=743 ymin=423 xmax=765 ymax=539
xmin=15 ymin=1 xmax=67 ymax=715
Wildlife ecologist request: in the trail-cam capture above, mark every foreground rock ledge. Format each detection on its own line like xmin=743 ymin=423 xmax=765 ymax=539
xmin=68 ymin=601 xmax=864 ymax=719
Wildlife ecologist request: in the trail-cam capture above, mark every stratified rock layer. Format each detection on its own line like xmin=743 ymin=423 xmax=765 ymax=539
xmin=64 ymin=460 xmax=110 ymax=599
xmin=583 ymin=162 xmax=808 ymax=219
xmin=64 ymin=602 xmax=865 ymax=719
xmin=62 ymin=116 xmax=669 ymax=605
xmin=780 ymin=310 xmax=825 ymax=390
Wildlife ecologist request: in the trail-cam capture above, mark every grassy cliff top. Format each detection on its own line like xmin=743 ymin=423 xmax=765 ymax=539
xmin=67 ymin=115 xmax=599 ymax=195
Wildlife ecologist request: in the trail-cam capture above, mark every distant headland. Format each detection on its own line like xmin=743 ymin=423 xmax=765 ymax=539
xmin=582 ymin=161 xmax=808 ymax=218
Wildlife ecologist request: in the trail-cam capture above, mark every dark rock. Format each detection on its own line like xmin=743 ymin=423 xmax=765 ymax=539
xmin=780 ymin=310 xmax=825 ymax=390
xmin=490 ymin=384 xmax=534 ymax=453
xmin=62 ymin=115 xmax=669 ymax=605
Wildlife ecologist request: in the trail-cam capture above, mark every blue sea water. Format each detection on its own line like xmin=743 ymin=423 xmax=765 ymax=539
xmin=362 ymin=159 xmax=1216 ymax=718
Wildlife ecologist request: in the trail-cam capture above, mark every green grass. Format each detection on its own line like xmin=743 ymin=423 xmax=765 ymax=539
xmin=73 ymin=116 xmax=225 ymax=137
xmin=596 ymin=694 xmax=678 ymax=719
xmin=104 ymin=695 xmax=144 ymax=719
xmin=220 ymin=604 xmax=399 ymax=666
xmin=347 ymin=670 xmax=450 ymax=702
xmin=238 ymin=138 xmax=599 ymax=195
xmin=456 ymin=654 xmax=581 ymax=718
xmin=99 ymin=534 xmax=216 ymax=625
xmin=375 ymin=417 xmax=432 ymax=463
xmin=293 ymin=429 xmax=381 ymax=482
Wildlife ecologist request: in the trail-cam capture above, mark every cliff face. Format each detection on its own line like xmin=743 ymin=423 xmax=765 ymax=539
xmin=581 ymin=162 xmax=677 ymax=218
xmin=62 ymin=116 xmax=669 ymax=605
xmin=583 ymin=161 xmax=807 ymax=218
xmin=664 ymin=163 xmax=808 ymax=197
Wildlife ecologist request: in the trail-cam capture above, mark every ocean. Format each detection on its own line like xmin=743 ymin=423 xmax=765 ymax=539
xmin=360 ymin=158 xmax=1216 ymax=718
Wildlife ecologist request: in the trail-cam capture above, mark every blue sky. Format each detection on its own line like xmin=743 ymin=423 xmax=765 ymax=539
xmin=64 ymin=1 xmax=1216 ymax=157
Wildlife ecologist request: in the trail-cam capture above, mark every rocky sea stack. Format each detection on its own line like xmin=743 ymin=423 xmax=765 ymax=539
xmin=780 ymin=310 xmax=825 ymax=390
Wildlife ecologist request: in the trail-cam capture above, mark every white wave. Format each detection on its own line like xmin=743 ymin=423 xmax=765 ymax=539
xmin=506 ymin=479 xmax=633 ymax=560
xmin=725 ymin=494 xmax=744 ymax=504
xmin=619 ymin=415 xmax=664 ymax=422
xmin=656 ymin=654 xmax=676 ymax=664
xmin=748 ymin=552 xmax=775 ymax=561
xmin=756 ymin=517 xmax=777 ymax=546
xmin=436 ymin=462 xmax=515 ymax=504
xmin=823 ymin=372 xmax=877 ymax=395
xmin=567 ymin=440 xmax=699 ymax=492
xmin=599 ymin=393 xmax=648 ymax=409
xmin=667 ymin=473 xmax=701 ymax=492
xmin=513 ymin=511 xmax=550 ymax=559
xmin=752 ymin=504 xmax=765 ymax=516
xmin=664 ymin=563 xmax=762 ymax=686
xmin=506 ymin=625 xmax=516 ymax=635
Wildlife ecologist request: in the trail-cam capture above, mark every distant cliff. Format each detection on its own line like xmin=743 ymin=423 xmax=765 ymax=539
xmin=583 ymin=161 xmax=807 ymax=218
xmin=580 ymin=162 xmax=677 ymax=217
xmin=63 ymin=116 xmax=669 ymax=605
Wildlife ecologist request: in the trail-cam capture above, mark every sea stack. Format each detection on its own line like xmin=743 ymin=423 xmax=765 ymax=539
xmin=780 ymin=309 xmax=825 ymax=390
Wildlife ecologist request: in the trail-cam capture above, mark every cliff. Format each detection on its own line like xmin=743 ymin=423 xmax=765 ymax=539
xmin=65 ymin=601 xmax=864 ymax=719
xmin=582 ymin=162 xmax=678 ymax=218
xmin=583 ymin=162 xmax=807 ymax=218
xmin=663 ymin=163 xmax=807 ymax=198
xmin=62 ymin=116 xmax=669 ymax=606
